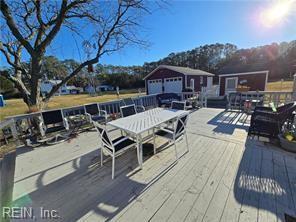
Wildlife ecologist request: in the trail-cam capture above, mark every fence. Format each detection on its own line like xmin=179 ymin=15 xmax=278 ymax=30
xmin=228 ymin=91 xmax=294 ymax=110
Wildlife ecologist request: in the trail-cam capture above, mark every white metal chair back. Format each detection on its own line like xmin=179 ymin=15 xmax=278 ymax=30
xmin=94 ymin=122 xmax=114 ymax=152
xmin=84 ymin=103 xmax=99 ymax=115
xmin=120 ymin=104 xmax=137 ymax=117
xmin=174 ymin=113 xmax=189 ymax=138
xmin=123 ymin=98 xmax=135 ymax=106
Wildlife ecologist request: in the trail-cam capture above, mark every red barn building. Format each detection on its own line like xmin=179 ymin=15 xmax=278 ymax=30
xmin=144 ymin=65 xmax=215 ymax=94
xmin=218 ymin=70 xmax=269 ymax=96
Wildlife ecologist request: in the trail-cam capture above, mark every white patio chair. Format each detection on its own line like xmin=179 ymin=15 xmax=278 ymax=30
xmin=94 ymin=122 xmax=137 ymax=179
xmin=122 ymin=98 xmax=145 ymax=113
xmin=120 ymin=104 xmax=137 ymax=117
xmin=120 ymin=104 xmax=153 ymax=139
xmin=153 ymin=113 xmax=189 ymax=159
xmin=38 ymin=109 xmax=71 ymax=145
xmin=84 ymin=103 xmax=107 ymax=124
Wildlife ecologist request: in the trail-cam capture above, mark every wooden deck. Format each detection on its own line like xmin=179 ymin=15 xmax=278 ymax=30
xmin=12 ymin=108 xmax=296 ymax=222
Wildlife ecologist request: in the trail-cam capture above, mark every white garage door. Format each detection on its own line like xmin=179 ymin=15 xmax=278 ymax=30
xmin=164 ymin=77 xmax=183 ymax=93
xmin=147 ymin=79 xmax=162 ymax=94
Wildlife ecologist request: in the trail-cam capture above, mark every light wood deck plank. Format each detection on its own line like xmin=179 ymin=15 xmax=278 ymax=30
xmin=238 ymin=145 xmax=262 ymax=222
xmin=219 ymin=142 xmax=255 ymax=222
xmin=257 ymin=147 xmax=277 ymax=222
xmin=201 ymin=143 xmax=244 ymax=222
xmin=273 ymin=151 xmax=296 ymax=221
xmin=113 ymin=136 xmax=213 ymax=222
xmin=183 ymin=142 xmax=236 ymax=222
xmin=161 ymin=140 xmax=229 ymax=222
xmin=149 ymin=140 xmax=229 ymax=222
xmin=11 ymin=108 xmax=296 ymax=222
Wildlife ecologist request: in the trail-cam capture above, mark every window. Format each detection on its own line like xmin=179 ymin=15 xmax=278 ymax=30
xmin=226 ymin=78 xmax=237 ymax=89
xmin=200 ymin=77 xmax=203 ymax=85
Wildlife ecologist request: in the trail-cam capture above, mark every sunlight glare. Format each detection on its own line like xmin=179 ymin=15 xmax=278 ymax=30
xmin=260 ymin=0 xmax=295 ymax=27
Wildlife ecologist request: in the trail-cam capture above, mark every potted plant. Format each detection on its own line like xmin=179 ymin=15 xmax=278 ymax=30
xmin=110 ymin=113 xmax=117 ymax=120
xmin=236 ymin=80 xmax=250 ymax=92
xmin=236 ymin=85 xmax=250 ymax=92
xmin=278 ymin=121 xmax=296 ymax=152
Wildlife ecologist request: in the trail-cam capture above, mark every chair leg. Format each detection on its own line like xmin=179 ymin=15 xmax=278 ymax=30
xmin=153 ymin=129 xmax=156 ymax=154
xmin=185 ymin=132 xmax=189 ymax=152
xmin=173 ymin=138 xmax=178 ymax=160
xmin=112 ymin=155 xmax=115 ymax=179
xmin=100 ymin=148 xmax=103 ymax=166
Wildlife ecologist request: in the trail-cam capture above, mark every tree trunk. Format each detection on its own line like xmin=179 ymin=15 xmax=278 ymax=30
xmin=28 ymin=56 xmax=44 ymax=112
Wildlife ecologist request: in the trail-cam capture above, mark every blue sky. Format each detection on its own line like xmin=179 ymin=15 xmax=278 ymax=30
xmin=2 ymin=1 xmax=296 ymax=67
xmin=95 ymin=0 xmax=296 ymax=65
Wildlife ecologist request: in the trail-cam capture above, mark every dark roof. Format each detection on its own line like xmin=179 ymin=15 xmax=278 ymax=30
xmin=218 ymin=61 xmax=267 ymax=74
xmin=143 ymin=65 xmax=215 ymax=80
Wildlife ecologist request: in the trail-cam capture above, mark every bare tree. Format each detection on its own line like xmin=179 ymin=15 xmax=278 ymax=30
xmin=0 ymin=0 xmax=149 ymax=111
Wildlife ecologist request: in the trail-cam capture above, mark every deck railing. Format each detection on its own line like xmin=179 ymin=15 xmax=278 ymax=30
xmin=2 ymin=94 xmax=159 ymax=142
xmin=177 ymin=92 xmax=207 ymax=107
xmin=228 ymin=91 xmax=294 ymax=110
xmin=1 ymin=92 xmax=206 ymax=143
xmin=0 ymin=118 xmax=19 ymax=146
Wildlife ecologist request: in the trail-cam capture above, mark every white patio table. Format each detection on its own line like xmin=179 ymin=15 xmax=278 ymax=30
xmin=107 ymin=107 xmax=189 ymax=168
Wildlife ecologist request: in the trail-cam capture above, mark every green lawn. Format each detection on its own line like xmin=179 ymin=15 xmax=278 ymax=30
xmin=0 ymin=91 xmax=143 ymax=121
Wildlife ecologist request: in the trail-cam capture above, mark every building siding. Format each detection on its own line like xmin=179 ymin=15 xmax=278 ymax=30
xmin=145 ymin=68 xmax=185 ymax=94
xmin=186 ymin=75 xmax=207 ymax=91
xmin=219 ymin=72 xmax=267 ymax=95
xmin=146 ymin=68 xmax=209 ymax=94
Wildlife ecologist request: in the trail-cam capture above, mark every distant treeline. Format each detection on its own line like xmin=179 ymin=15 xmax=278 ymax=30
xmin=141 ymin=41 xmax=296 ymax=81
xmin=1 ymin=41 xmax=295 ymax=95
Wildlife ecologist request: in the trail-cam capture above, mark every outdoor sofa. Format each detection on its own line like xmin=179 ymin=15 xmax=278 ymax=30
xmin=248 ymin=102 xmax=296 ymax=138
xmin=156 ymin=93 xmax=181 ymax=107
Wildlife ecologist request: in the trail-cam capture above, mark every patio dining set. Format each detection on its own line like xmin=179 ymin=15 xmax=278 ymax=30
xmin=96 ymin=101 xmax=189 ymax=179
xmin=17 ymin=97 xmax=190 ymax=179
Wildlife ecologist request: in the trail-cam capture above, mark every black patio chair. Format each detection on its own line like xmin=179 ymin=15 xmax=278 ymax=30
xmin=122 ymin=97 xmax=145 ymax=113
xmin=248 ymin=102 xmax=296 ymax=138
xmin=38 ymin=109 xmax=71 ymax=145
xmin=84 ymin=103 xmax=107 ymax=124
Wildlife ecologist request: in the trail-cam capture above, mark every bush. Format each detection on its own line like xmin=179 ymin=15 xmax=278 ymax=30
xmin=2 ymin=89 xmax=22 ymax=99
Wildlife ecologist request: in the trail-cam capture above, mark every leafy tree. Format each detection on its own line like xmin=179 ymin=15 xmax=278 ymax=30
xmin=0 ymin=75 xmax=14 ymax=93
xmin=0 ymin=0 xmax=150 ymax=110
xmin=41 ymin=56 xmax=68 ymax=79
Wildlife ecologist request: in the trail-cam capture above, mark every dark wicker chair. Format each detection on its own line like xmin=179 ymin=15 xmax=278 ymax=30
xmin=156 ymin=93 xmax=181 ymax=107
xmin=171 ymin=101 xmax=186 ymax=110
xmin=248 ymin=102 xmax=296 ymax=138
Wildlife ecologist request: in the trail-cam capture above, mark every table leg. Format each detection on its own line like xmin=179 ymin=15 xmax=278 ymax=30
xmin=140 ymin=135 xmax=143 ymax=167
xmin=136 ymin=135 xmax=143 ymax=169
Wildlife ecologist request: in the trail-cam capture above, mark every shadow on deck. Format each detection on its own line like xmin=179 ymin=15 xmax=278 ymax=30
xmin=13 ymin=141 xmax=179 ymax=221
xmin=233 ymin=138 xmax=296 ymax=221
xmin=11 ymin=108 xmax=296 ymax=222
xmin=207 ymin=110 xmax=250 ymax=135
